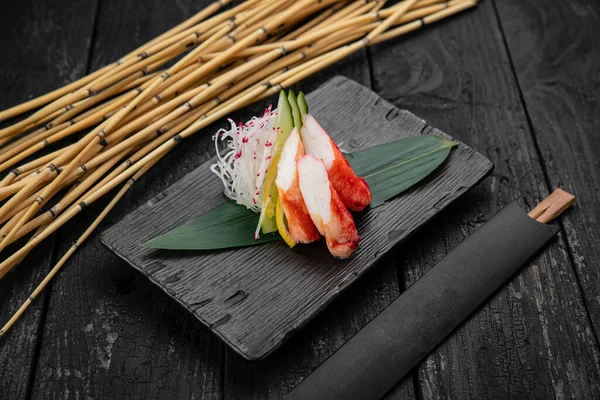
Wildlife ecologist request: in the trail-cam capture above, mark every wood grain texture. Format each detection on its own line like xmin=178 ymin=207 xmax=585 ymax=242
xmin=101 ymin=76 xmax=493 ymax=361
xmin=368 ymin=0 xmax=600 ymax=397
xmin=32 ymin=215 xmax=223 ymax=399
xmin=29 ymin=1 xmax=224 ymax=398
xmin=0 ymin=0 xmax=98 ymax=398
xmin=3 ymin=0 xmax=598 ymax=398
xmin=495 ymin=0 xmax=600 ymax=341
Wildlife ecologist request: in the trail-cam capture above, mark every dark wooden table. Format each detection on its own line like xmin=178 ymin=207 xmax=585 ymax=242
xmin=1 ymin=0 xmax=599 ymax=398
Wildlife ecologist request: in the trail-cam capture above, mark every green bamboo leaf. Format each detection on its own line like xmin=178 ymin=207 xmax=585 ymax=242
xmin=144 ymin=201 xmax=281 ymax=250
xmin=347 ymin=135 xmax=457 ymax=207
xmin=144 ymin=135 xmax=456 ymax=250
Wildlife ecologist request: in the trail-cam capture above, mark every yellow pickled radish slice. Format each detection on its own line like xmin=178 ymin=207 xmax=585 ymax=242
xmin=263 ymin=155 xmax=281 ymax=219
xmin=276 ymin=198 xmax=295 ymax=248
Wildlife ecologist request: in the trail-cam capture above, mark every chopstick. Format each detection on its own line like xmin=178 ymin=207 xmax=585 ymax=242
xmin=528 ymin=188 xmax=576 ymax=224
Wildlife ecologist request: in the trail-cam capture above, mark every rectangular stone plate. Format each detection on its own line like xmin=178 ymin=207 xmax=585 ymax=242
xmin=101 ymin=76 xmax=493 ymax=360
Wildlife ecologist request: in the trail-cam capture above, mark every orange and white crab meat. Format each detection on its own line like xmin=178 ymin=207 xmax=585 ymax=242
xmin=300 ymin=114 xmax=372 ymax=212
xmin=275 ymin=128 xmax=320 ymax=244
xmin=297 ymin=155 xmax=360 ymax=259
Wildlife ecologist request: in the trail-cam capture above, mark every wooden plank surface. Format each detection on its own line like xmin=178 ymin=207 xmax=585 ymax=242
xmin=1 ymin=0 xmax=599 ymax=398
xmin=27 ymin=1 xmax=224 ymax=398
xmin=495 ymin=0 xmax=600 ymax=341
xmin=368 ymin=0 xmax=600 ymax=398
xmin=0 ymin=1 xmax=98 ymax=398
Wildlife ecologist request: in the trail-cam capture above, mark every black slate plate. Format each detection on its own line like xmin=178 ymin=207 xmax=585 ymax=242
xmin=101 ymin=76 xmax=493 ymax=360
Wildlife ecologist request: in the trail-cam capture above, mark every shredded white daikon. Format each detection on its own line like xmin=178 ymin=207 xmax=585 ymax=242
xmin=210 ymin=105 xmax=279 ymax=212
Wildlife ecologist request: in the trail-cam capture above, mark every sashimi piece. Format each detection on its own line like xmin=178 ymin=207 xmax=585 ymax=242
xmin=300 ymin=114 xmax=372 ymax=211
xmin=275 ymin=129 xmax=320 ymax=244
xmin=297 ymin=155 xmax=360 ymax=259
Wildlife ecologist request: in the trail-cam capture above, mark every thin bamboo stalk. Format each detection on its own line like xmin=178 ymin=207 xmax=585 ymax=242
xmin=9 ymin=145 xmax=76 ymax=183
xmin=0 ymin=85 xmax=262 ymax=274
xmin=0 ymin=66 xmax=178 ymax=200
xmin=0 ymin=94 xmax=127 ymax=174
xmin=309 ymin=0 xmax=466 ymax=51
xmin=0 ymin=167 xmax=53 ymax=206
xmin=230 ymin=0 xmax=290 ymax=38
xmin=0 ymin=0 xmax=238 ymax=135
xmin=0 ymin=70 xmax=158 ymax=157
xmin=134 ymin=0 xmax=261 ymax=64
xmin=45 ymin=0 xmax=256 ymax=116
xmin=176 ymin=0 xmax=341 ymax=95
xmin=279 ymin=0 xmax=356 ymax=41
xmin=1 ymin=71 xmax=202 ymax=187
xmin=0 ymin=33 xmax=188 ymax=140
xmin=0 ymin=159 xmax=157 ymax=337
xmin=3 ymin=83 xmax=225 ymax=243
xmin=7 ymin=108 xmax=67 ymax=144
xmin=200 ymin=0 xmax=379 ymax=61
xmin=0 ymin=3 xmax=244 ymax=209
xmin=0 ymin=223 xmax=48 ymax=292
xmin=8 ymin=171 xmax=89 ymax=223
xmin=10 ymin=11 xmax=238 ymax=198
xmin=412 ymin=0 xmax=446 ymax=8
xmin=0 ymin=0 xmax=230 ymax=123
xmin=0 ymin=209 xmax=28 ymax=239
xmin=7 ymin=151 xmax=127 ymax=243
xmin=130 ymin=0 xmax=231 ymax=54
xmin=0 ymin=172 xmax=82 ymax=236
xmin=0 ymin=71 xmax=148 ymax=169
xmin=0 ymin=65 xmax=114 ymax=123
xmin=0 ymin=173 xmax=15 ymax=189
xmin=228 ymin=0 xmax=316 ymax=44
xmin=366 ymin=0 xmax=420 ymax=41
xmin=65 ymin=51 xmax=285 ymax=178
xmin=313 ymin=0 xmax=383 ymax=27
xmin=0 ymin=3 xmax=256 ymax=191
xmin=373 ymin=0 xmax=476 ymax=44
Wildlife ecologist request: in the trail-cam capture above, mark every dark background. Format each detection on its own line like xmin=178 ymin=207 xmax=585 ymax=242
xmin=1 ymin=0 xmax=599 ymax=398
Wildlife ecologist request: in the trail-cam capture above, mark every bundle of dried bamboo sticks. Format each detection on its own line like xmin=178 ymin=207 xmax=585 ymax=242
xmin=0 ymin=0 xmax=477 ymax=334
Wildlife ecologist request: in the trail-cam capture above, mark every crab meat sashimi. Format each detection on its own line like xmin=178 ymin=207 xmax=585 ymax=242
xmin=275 ymin=129 xmax=320 ymax=244
xmin=297 ymin=155 xmax=360 ymax=259
xmin=300 ymin=114 xmax=372 ymax=211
